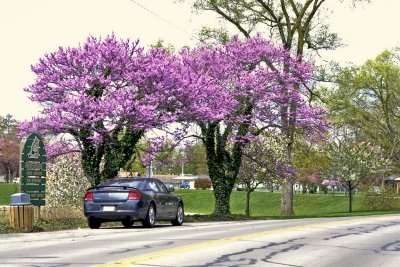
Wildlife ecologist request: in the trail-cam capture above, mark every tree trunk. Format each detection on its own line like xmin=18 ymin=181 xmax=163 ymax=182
xmin=79 ymin=130 xmax=104 ymax=186
xmin=302 ymin=182 xmax=307 ymax=194
xmin=280 ymin=81 xmax=298 ymax=215
xmin=281 ymin=179 xmax=294 ymax=216
xmin=81 ymin=146 xmax=103 ymax=186
xmin=348 ymin=182 xmax=353 ymax=213
xmin=213 ymin=179 xmax=232 ymax=215
xmin=246 ymin=190 xmax=251 ymax=217
xmin=201 ymin=123 xmax=240 ymax=215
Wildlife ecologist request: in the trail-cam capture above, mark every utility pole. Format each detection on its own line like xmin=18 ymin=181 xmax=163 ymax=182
xmin=181 ymin=150 xmax=185 ymax=177
xmin=148 ymin=160 xmax=153 ymax=178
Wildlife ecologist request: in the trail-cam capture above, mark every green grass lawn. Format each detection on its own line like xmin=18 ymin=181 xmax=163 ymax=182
xmin=176 ymin=189 xmax=400 ymax=218
xmin=0 ymin=183 xmax=19 ymax=205
xmin=1 ymin=186 xmax=400 ymax=233
xmin=1 ymin=184 xmax=399 ymax=217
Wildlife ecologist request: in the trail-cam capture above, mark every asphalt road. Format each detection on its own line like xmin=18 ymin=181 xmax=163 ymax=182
xmin=1 ymin=215 xmax=400 ymax=267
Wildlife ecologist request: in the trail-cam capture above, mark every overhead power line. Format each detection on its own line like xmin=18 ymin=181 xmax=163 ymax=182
xmin=129 ymin=0 xmax=199 ymax=40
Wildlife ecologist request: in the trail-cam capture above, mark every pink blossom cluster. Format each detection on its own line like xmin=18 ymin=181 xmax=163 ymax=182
xmin=45 ymin=139 xmax=81 ymax=161
xmin=322 ymin=178 xmax=341 ymax=187
xmin=176 ymin=34 xmax=328 ymax=143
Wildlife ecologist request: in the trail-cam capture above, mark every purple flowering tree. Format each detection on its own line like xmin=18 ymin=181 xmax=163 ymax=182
xmin=178 ymin=36 xmax=328 ymax=215
xmin=20 ymin=35 xmax=195 ymax=185
xmin=322 ymin=178 xmax=341 ymax=196
xmin=21 ymin=34 xmax=233 ymax=186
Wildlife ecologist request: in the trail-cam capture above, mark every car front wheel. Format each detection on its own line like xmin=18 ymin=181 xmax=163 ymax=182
xmin=142 ymin=203 xmax=156 ymax=228
xmin=171 ymin=204 xmax=184 ymax=226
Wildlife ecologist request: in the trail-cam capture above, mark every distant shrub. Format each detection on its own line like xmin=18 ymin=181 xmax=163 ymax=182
xmin=194 ymin=178 xmax=212 ymax=190
xmin=361 ymin=185 xmax=399 ymax=210
xmin=321 ymin=185 xmax=328 ymax=195
xmin=308 ymin=185 xmax=317 ymax=194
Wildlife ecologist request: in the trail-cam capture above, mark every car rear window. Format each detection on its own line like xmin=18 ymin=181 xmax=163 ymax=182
xmin=99 ymin=179 xmax=144 ymax=189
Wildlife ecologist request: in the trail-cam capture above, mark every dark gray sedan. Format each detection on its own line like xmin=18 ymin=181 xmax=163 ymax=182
xmin=83 ymin=177 xmax=184 ymax=229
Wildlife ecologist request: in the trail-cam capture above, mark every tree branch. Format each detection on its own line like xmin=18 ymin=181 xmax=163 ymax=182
xmin=210 ymin=3 xmax=250 ymax=38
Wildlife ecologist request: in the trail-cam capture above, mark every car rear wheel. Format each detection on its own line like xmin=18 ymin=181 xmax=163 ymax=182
xmin=171 ymin=203 xmax=184 ymax=226
xmin=142 ymin=203 xmax=156 ymax=228
xmin=88 ymin=218 xmax=101 ymax=229
xmin=121 ymin=219 xmax=134 ymax=228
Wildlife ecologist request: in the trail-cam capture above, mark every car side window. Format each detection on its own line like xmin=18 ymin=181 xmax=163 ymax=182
xmin=147 ymin=180 xmax=159 ymax=192
xmin=156 ymin=180 xmax=168 ymax=193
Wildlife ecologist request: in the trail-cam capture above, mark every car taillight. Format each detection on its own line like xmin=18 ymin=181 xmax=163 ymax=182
xmin=128 ymin=190 xmax=140 ymax=200
xmin=84 ymin=191 xmax=93 ymax=201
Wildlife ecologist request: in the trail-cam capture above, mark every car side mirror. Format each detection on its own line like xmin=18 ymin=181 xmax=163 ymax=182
xmin=167 ymin=185 xmax=174 ymax=192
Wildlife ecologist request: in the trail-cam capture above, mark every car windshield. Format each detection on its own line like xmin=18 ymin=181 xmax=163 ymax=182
xmin=99 ymin=179 xmax=144 ymax=189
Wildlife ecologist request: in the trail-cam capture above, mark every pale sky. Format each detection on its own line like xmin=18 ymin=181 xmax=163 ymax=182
xmin=1 ymin=0 xmax=400 ymax=121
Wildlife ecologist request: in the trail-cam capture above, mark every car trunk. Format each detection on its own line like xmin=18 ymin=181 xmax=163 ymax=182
xmin=93 ymin=188 xmax=129 ymax=203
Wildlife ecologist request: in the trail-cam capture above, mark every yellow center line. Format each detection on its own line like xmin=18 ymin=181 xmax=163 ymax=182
xmin=94 ymin=215 xmax=400 ymax=267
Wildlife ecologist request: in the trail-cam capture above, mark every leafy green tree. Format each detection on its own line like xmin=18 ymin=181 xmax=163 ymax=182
xmin=123 ymin=151 xmax=146 ymax=176
xmin=150 ymin=39 xmax=175 ymax=55
xmin=327 ymin=49 xmax=400 ymax=177
xmin=139 ymin=141 xmax=208 ymax=175
xmin=183 ymin=142 xmax=208 ymax=175
xmin=189 ymin=0 xmax=350 ymax=55
xmin=0 ymin=114 xmax=19 ymax=182
xmin=0 ymin=114 xmax=17 ymax=135
xmin=123 ymin=139 xmax=170 ymax=176
xmin=293 ymin=142 xmax=330 ymax=194
xmin=238 ymin=136 xmax=287 ymax=216
xmin=325 ymin=139 xmax=386 ymax=212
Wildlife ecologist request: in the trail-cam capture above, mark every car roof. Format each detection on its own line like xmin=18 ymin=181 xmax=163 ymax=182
xmin=109 ymin=177 xmax=161 ymax=182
